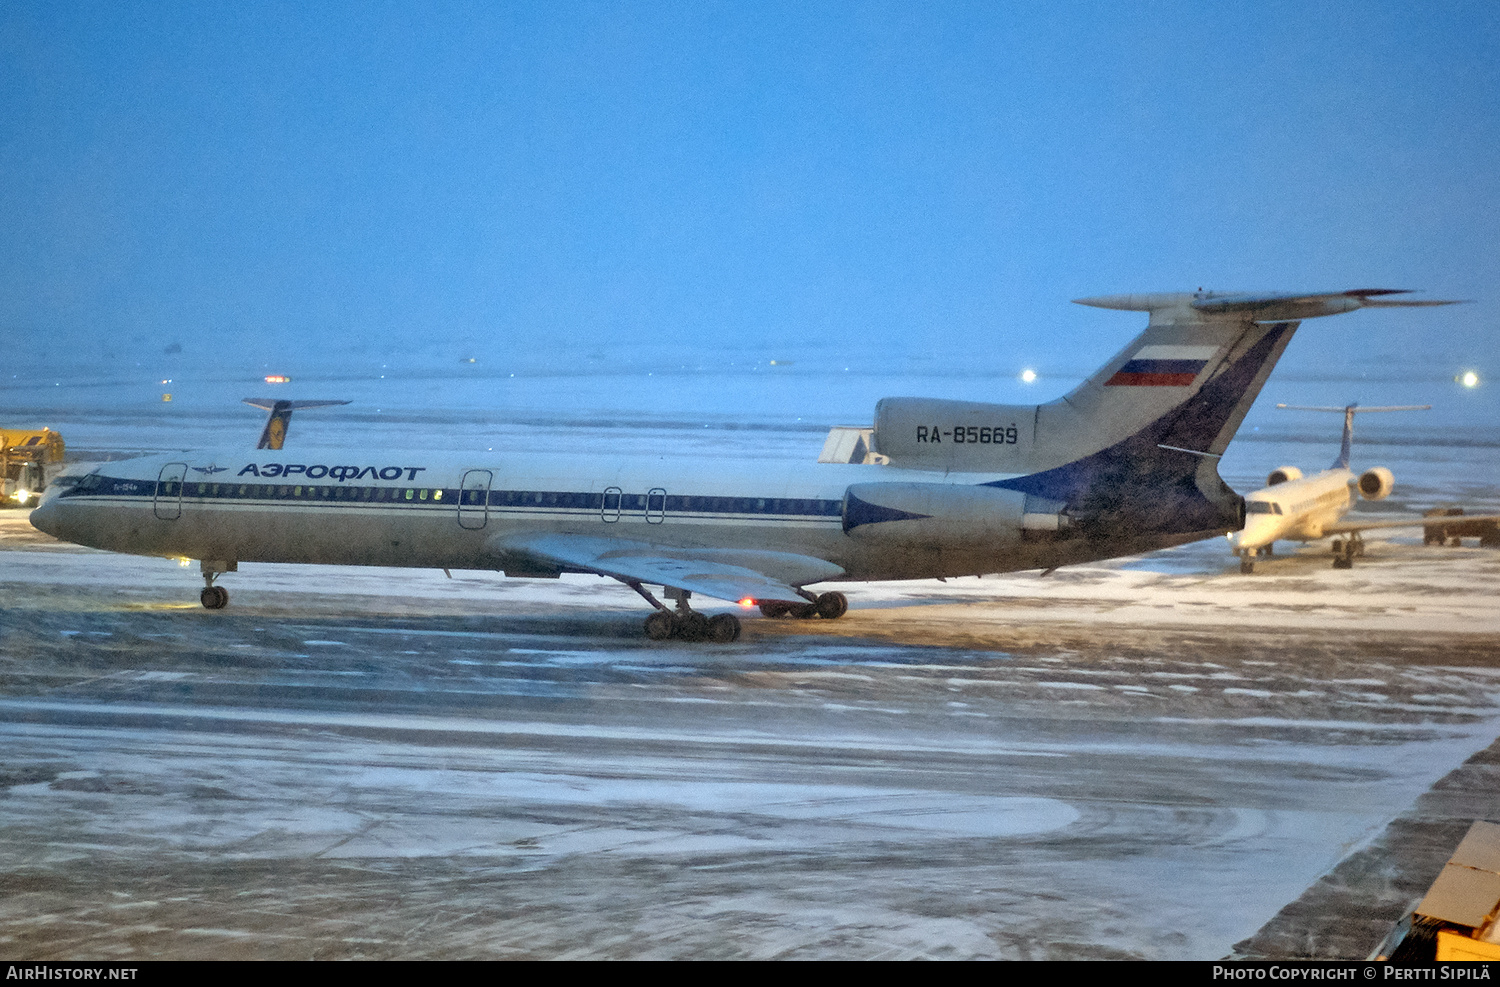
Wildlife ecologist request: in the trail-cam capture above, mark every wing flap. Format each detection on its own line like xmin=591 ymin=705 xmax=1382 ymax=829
xmin=490 ymin=532 xmax=842 ymax=604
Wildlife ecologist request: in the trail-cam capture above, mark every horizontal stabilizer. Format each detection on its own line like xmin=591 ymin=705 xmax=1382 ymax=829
xmin=1276 ymin=404 xmax=1431 ymax=413
xmin=1075 ymin=290 xmax=1462 ymax=322
xmin=242 ymin=399 xmax=352 ymax=411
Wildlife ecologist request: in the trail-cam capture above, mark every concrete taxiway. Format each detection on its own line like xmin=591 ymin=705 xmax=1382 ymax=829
xmin=3 ymin=512 xmax=1500 ymax=959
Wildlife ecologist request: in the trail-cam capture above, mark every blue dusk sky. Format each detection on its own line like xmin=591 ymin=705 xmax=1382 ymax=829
xmin=2 ymin=1 xmax=1497 ymax=383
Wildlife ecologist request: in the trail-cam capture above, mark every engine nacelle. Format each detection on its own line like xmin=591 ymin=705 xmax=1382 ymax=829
xmin=843 ymin=482 xmax=1065 ymax=545
xmin=1266 ymin=466 xmax=1303 ymax=486
xmin=1358 ymin=467 xmax=1394 ymax=501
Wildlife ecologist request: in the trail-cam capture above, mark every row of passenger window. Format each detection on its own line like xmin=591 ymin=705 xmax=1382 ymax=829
xmin=169 ymin=482 xmax=447 ymax=502
xmin=86 ymin=477 xmax=844 ymax=516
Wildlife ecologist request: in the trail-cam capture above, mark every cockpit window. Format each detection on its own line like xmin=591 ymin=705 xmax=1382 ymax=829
xmin=1247 ymin=501 xmax=1276 ymax=514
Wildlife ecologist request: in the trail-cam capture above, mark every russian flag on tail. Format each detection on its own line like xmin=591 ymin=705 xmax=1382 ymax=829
xmin=1105 ymin=344 xmax=1218 ymax=386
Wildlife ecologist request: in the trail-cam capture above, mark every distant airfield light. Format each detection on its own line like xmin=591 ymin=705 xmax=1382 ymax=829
xmin=177 ymin=557 xmax=191 ymax=568
xmin=265 ymin=375 xmax=291 ymax=384
xmin=161 ymin=393 xmax=172 ymax=402
xmin=1020 ymin=368 xmax=1038 ymax=384
xmin=1458 ymin=370 xmax=1481 ymax=388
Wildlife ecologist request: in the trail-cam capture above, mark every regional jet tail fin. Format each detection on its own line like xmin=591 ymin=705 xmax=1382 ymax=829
xmin=242 ymin=399 xmax=351 ymax=450
xmin=1275 ymin=403 xmax=1431 ymax=469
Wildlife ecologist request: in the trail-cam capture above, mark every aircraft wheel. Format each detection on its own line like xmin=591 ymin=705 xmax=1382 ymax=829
xmin=1332 ymin=556 xmax=1353 ymax=570
xmin=794 ymin=603 xmax=819 ymax=620
xmin=814 ymin=591 xmax=848 ymax=620
xmin=678 ymin=612 xmax=710 ymax=642
xmin=707 ymin=613 xmax=741 ymax=643
xmin=644 ymin=611 xmax=675 ymax=640
xmin=758 ymin=601 xmax=794 ymax=619
xmin=1330 ymin=539 xmax=1343 ymax=556
xmin=1239 ymin=558 xmax=1255 ymax=575
xmin=1263 ymin=542 xmax=1274 ymax=557
xmin=1451 ymin=537 xmax=1463 ymax=547
xmin=200 ymin=586 xmax=228 ymax=609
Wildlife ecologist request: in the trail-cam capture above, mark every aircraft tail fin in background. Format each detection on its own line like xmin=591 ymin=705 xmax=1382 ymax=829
xmin=1274 ymin=403 xmax=1432 ymax=470
xmin=243 ymin=399 xmax=351 ymax=450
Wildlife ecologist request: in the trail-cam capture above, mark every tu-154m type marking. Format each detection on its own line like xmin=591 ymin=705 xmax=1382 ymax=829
xmin=30 ymin=289 xmax=1456 ymax=642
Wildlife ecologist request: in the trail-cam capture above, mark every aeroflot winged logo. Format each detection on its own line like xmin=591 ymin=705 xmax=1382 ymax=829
xmin=236 ymin=463 xmax=428 ymax=481
xmin=1105 ymin=345 xmax=1218 ymax=387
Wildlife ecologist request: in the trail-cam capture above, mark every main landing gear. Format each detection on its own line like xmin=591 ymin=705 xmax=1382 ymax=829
xmin=1330 ymin=533 xmax=1364 ymax=570
xmin=623 ymin=583 xmax=850 ymax=642
xmin=627 ymin=583 xmax=742 ymax=643
xmin=758 ymin=590 xmax=848 ymax=621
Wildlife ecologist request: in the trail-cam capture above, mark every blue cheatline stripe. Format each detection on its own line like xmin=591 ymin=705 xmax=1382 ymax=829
xmin=60 ymin=478 xmax=846 ymax=520
xmin=1116 ymin=359 xmax=1206 ymax=375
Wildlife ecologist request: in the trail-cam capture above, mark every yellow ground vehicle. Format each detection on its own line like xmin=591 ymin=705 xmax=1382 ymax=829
xmin=1 ymin=428 xmax=65 ymax=507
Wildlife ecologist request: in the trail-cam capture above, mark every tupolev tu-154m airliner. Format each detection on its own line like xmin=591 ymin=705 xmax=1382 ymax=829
xmin=29 ymin=289 xmax=1456 ymax=643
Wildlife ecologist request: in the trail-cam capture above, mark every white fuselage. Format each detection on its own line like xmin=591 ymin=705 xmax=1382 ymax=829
xmin=29 ymin=446 xmax=1178 ymax=586
xmin=1228 ymin=468 xmax=1355 ymax=551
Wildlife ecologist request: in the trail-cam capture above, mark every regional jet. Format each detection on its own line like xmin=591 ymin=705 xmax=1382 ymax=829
xmin=1229 ymin=403 xmax=1496 ymax=573
xmin=29 ymin=290 xmax=1455 ymax=642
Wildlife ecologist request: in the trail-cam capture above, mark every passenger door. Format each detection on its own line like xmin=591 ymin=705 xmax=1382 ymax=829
xmin=154 ymin=463 xmax=188 ymax=520
xmin=458 ymin=470 xmax=493 ymax=529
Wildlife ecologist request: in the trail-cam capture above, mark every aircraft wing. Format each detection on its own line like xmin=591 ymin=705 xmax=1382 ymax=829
xmin=1323 ymin=515 xmax=1500 ymax=536
xmin=490 ymin=532 xmax=843 ymax=604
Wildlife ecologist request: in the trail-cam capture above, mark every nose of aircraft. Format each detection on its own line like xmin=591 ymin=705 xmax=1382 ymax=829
xmin=1227 ymin=516 xmax=1277 ymax=551
xmin=28 ymin=498 xmax=61 ymax=537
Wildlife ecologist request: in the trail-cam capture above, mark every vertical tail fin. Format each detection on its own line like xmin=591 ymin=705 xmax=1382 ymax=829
xmin=873 ymin=290 xmax=1453 ymax=488
xmin=1274 ymin=403 xmax=1432 ymax=470
xmin=243 ymin=399 xmax=351 ymax=450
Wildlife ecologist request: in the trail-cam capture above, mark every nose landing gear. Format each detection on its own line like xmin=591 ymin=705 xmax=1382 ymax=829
xmin=198 ymin=559 xmax=235 ymax=609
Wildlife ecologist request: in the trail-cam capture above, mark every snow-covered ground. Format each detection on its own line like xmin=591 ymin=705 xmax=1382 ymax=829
xmin=2 ymin=365 xmax=1498 ymax=959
